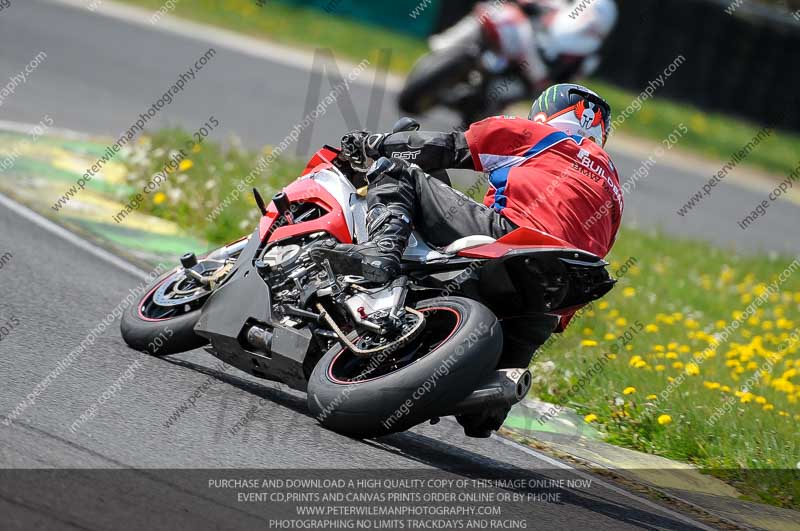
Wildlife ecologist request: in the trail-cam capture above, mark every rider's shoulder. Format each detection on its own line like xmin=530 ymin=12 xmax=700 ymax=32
xmin=469 ymin=115 xmax=540 ymax=133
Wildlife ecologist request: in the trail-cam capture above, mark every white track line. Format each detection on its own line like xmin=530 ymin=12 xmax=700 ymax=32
xmin=491 ymin=434 xmax=714 ymax=530
xmin=0 ymin=119 xmax=95 ymax=141
xmin=0 ymin=192 xmax=148 ymax=280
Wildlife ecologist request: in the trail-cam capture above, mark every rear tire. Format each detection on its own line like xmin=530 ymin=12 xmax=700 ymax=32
xmin=307 ymin=297 xmax=502 ymax=438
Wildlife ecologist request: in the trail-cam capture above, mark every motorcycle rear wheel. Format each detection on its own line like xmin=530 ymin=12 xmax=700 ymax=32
xmin=307 ymin=297 xmax=502 ymax=438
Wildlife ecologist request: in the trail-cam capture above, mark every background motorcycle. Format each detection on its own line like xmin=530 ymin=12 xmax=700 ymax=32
xmin=399 ymin=0 xmax=609 ymax=125
xmin=120 ymin=119 xmax=615 ymax=439
xmin=400 ymin=1 xmax=541 ymax=125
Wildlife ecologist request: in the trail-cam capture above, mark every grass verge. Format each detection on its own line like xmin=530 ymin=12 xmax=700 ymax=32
xmin=118 ymin=0 xmax=800 ymax=178
xmin=119 ymin=128 xmax=299 ymax=244
xmin=123 ymin=129 xmax=800 ymax=509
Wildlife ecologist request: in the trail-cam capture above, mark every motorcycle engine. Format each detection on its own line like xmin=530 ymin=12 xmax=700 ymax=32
xmin=259 ymin=235 xmax=336 ymax=308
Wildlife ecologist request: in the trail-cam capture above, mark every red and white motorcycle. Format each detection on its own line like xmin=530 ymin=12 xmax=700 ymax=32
xmin=121 ymin=119 xmax=615 ymax=438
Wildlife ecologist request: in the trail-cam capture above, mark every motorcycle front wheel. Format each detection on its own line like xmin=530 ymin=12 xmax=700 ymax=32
xmin=307 ymin=297 xmax=502 ymax=438
xmin=398 ymin=47 xmax=479 ymax=116
xmin=121 ymin=241 xmax=244 ymax=355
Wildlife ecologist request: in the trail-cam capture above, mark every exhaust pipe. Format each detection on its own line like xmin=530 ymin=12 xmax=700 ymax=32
xmin=445 ymin=368 xmax=532 ymax=417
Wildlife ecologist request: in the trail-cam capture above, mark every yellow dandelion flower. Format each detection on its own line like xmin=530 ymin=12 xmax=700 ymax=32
xmin=633 ymin=359 xmax=647 ymax=368
xmin=603 ymin=333 xmax=615 ymax=341
xmin=720 ymin=385 xmax=731 ymax=392
xmin=623 ymin=386 xmax=636 ymax=395
xmin=646 ymin=394 xmax=657 ymax=400
xmin=672 ymin=361 xmax=684 ymax=369
xmin=584 ymin=413 xmax=598 ymax=423
xmin=755 ymin=396 xmax=767 ymax=404
xmin=657 ymin=414 xmax=672 ymax=425
xmin=720 ymin=268 xmax=734 ymax=284
xmin=582 ymin=328 xmax=594 ymax=336
xmin=666 ymin=352 xmax=678 ymax=359
xmin=178 ymin=159 xmax=194 ymax=172
xmin=615 ymin=317 xmax=627 ymax=327
xmin=703 ymin=381 xmax=720 ymax=390
xmin=191 ymin=143 xmax=202 ymax=153
xmin=607 ymin=353 xmax=618 ymax=360
xmin=581 ymin=339 xmax=598 ymax=347
xmin=153 ymin=192 xmax=167 ymax=205
xmin=645 ymin=324 xmax=659 ymax=333
xmin=763 ymin=404 xmax=774 ymax=411
xmin=598 ymin=301 xmax=609 ymax=310
xmin=654 ymin=345 xmax=665 ymax=352
xmin=685 ymin=362 xmax=700 ymax=376
xmin=655 ymin=364 xmax=665 ymax=371
xmin=623 ymin=287 xmax=636 ymax=298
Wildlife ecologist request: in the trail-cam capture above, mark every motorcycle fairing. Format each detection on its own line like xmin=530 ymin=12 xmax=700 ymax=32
xmin=258 ymin=175 xmax=353 ymax=245
xmin=474 ymin=246 xmax=614 ymax=320
xmin=193 ymin=229 xmax=310 ymax=390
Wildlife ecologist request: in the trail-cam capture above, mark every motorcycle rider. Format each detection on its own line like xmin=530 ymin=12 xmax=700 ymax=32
xmin=427 ymin=0 xmax=618 ymax=118
xmin=325 ymin=83 xmax=622 ymax=437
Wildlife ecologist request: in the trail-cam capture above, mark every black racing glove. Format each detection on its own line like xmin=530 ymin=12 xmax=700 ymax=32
xmin=364 ymin=156 xmax=412 ymax=184
xmin=341 ymin=131 xmax=387 ymax=170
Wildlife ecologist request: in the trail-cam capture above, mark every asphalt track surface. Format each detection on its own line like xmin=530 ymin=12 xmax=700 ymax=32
xmin=0 ymin=1 xmax=789 ymax=529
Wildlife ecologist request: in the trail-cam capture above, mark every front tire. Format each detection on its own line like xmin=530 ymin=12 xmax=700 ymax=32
xmin=121 ymin=269 xmax=208 ymax=356
xmin=307 ymin=297 xmax=502 ymax=438
xmin=398 ymin=47 xmax=478 ymax=115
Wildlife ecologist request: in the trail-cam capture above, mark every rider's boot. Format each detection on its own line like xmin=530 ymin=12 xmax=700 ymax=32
xmin=314 ymin=204 xmax=413 ymax=284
